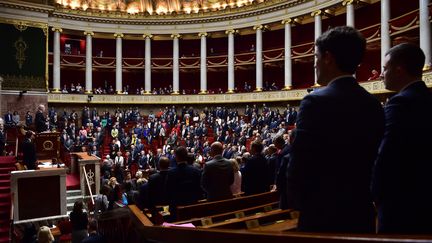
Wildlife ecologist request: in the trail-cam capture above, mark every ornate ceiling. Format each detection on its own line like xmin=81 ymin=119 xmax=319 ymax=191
xmin=55 ymin=0 xmax=267 ymax=15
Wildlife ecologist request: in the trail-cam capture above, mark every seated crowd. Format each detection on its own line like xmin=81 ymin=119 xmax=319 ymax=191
xmin=58 ymin=80 xmax=283 ymax=95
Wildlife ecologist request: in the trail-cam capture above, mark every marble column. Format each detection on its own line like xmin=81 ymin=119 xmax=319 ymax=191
xmin=171 ymin=34 xmax=181 ymax=94
xmin=253 ymin=25 xmax=264 ymax=91
xmin=343 ymin=0 xmax=355 ymax=27
xmin=282 ymin=19 xmax=293 ymax=90
xmin=143 ymin=34 xmax=153 ymax=94
xmin=420 ymin=0 xmax=431 ymax=69
xmin=114 ymin=33 xmax=124 ymax=94
xmin=52 ymin=27 xmax=62 ymax=93
xmin=381 ymin=0 xmax=391 ymax=71
xmin=225 ymin=29 xmax=236 ymax=93
xmin=312 ymin=10 xmax=322 ymax=86
xmin=84 ymin=31 xmax=94 ymax=94
xmin=199 ymin=32 xmax=208 ymax=94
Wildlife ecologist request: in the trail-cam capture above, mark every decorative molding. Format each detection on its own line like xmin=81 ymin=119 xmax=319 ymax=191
xmin=0 ymin=0 xmax=351 ymax=34
xmin=52 ymin=27 xmax=62 ymax=32
xmin=47 ymin=72 xmax=432 ymax=105
xmin=225 ymin=29 xmax=238 ymax=35
xmin=253 ymin=24 xmax=264 ymax=30
xmin=342 ymin=0 xmax=355 ymax=6
xmin=281 ymin=18 xmax=293 ymax=25
xmin=84 ymin=31 xmax=94 ymax=36
xmin=311 ymin=10 xmax=322 ymax=17
xmin=171 ymin=33 xmax=182 ymax=39
xmin=198 ymin=32 xmax=208 ymax=37
xmin=114 ymin=33 xmax=124 ymax=38
xmin=48 ymin=0 xmax=311 ymax=24
xmin=142 ymin=34 xmax=153 ymax=39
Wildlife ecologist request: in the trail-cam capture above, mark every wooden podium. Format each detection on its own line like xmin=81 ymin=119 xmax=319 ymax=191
xmin=11 ymin=168 xmax=67 ymax=222
xmin=70 ymin=152 xmax=100 ymax=198
xmin=35 ymin=132 xmax=60 ymax=161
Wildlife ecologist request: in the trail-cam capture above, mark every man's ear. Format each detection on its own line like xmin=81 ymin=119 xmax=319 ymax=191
xmin=324 ymin=51 xmax=334 ymax=65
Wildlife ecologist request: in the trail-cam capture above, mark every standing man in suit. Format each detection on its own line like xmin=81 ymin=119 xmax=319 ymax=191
xmin=22 ymin=131 xmax=37 ymax=170
xmin=201 ymin=141 xmax=234 ymax=201
xmin=287 ymin=26 xmax=384 ymax=233
xmin=35 ymin=104 xmax=47 ymax=133
xmin=372 ymin=43 xmax=432 ymax=234
xmin=166 ymin=146 xmax=203 ymax=220
xmin=242 ymin=140 xmax=270 ymax=195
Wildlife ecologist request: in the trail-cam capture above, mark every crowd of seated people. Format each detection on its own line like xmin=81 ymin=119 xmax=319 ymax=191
xmin=14 ymin=103 xmax=296 ymax=223
xmin=56 ymin=80 xmax=288 ymax=95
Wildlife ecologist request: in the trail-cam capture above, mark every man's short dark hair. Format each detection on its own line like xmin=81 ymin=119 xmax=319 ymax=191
xmin=250 ymin=140 xmax=264 ymax=155
xmin=175 ymin=146 xmax=189 ymax=163
xmin=386 ymin=43 xmax=425 ymax=77
xmin=315 ymin=26 xmax=366 ymax=74
xmin=159 ymin=156 xmax=170 ymax=170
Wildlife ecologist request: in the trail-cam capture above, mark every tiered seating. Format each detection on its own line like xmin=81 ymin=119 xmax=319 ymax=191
xmin=0 ymin=156 xmax=16 ymax=243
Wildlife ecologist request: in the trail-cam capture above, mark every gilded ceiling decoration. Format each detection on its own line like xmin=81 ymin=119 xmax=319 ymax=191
xmin=55 ymin=0 xmax=266 ymax=15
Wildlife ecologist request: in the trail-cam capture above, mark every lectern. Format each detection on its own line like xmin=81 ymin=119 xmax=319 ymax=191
xmin=11 ymin=168 xmax=67 ymax=222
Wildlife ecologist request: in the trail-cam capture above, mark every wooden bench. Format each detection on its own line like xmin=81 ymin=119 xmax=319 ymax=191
xmin=176 ymin=191 xmax=278 ymax=221
xmin=173 ymin=202 xmax=279 ymax=227
xmin=128 ymin=206 xmax=432 ymax=243
xmin=201 ymin=209 xmax=296 ymax=231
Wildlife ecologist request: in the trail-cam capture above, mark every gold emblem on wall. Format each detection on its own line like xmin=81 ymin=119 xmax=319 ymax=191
xmin=43 ymin=140 xmax=54 ymax=151
xmin=14 ymin=37 xmax=27 ymax=70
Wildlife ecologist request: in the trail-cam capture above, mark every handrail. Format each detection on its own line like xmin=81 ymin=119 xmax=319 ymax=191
xmin=82 ymin=166 xmax=95 ymax=205
xmin=10 ymin=192 xmax=14 ymax=221
xmin=10 ymin=192 xmax=14 ymax=243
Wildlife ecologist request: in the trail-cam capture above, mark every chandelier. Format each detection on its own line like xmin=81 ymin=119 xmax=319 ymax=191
xmin=55 ymin=0 xmax=265 ymax=15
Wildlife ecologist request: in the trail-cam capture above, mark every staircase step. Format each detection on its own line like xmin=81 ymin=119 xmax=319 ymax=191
xmin=0 ymin=167 xmax=15 ymax=173
xmin=66 ymin=190 xmax=82 ymax=197
xmin=0 ymin=187 xmax=10 ymax=193
xmin=0 ymin=236 xmax=9 ymax=243
xmin=0 ymin=193 xmax=11 ymax=199
xmin=0 ymin=180 xmax=10 ymax=187
xmin=0 ymin=201 xmax=11 ymax=208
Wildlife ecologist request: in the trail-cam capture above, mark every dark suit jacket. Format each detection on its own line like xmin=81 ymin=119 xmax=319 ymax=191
xmin=35 ymin=111 xmax=47 ymax=133
xmin=287 ymin=76 xmax=384 ymax=233
xmin=22 ymin=138 xmax=37 ymax=170
xmin=201 ymin=155 xmax=234 ymax=201
xmin=166 ymin=162 xmax=203 ymax=218
xmin=147 ymin=170 xmax=169 ymax=208
xmin=242 ymin=154 xmax=270 ymax=195
xmin=372 ymin=81 xmax=432 ymax=233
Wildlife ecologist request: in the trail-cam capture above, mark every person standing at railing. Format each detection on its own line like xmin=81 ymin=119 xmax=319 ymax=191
xmin=22 ymin=131 xmax=37 ymax=170
xmin=287 ymin=26 xmax=384 ymax=233
xmin=372 ymin=43 xmax=432 ymax=234
xmin=70 ymin=201 xmax=88 ymax=243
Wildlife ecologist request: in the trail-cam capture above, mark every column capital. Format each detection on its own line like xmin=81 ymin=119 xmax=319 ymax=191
xmin=114 ymin=33 xmax=124 ymax=38
xmin=225 ymin=29 xmax=238 ymax=35
xmin=51 ymin=27 xmax=62 ymax=33
xmin=84 ymin=31 xmax=94 ymax=36
xmin=342 ymin=0 xmax=355 ymax=6
xmin=143 ymin=34 xmax=153 ymax=39
xmin=171 ymin=34 xmax=182 ymax=39
xmin=198 ymin=32 xmax=208 ymax=38
xmin=253 ymin=25 xmax=264 ymax=31
xmin=281 ymin=18 xmax=293 ymax=25
xmin=311 ymin=10 xmax=322 ymax=17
